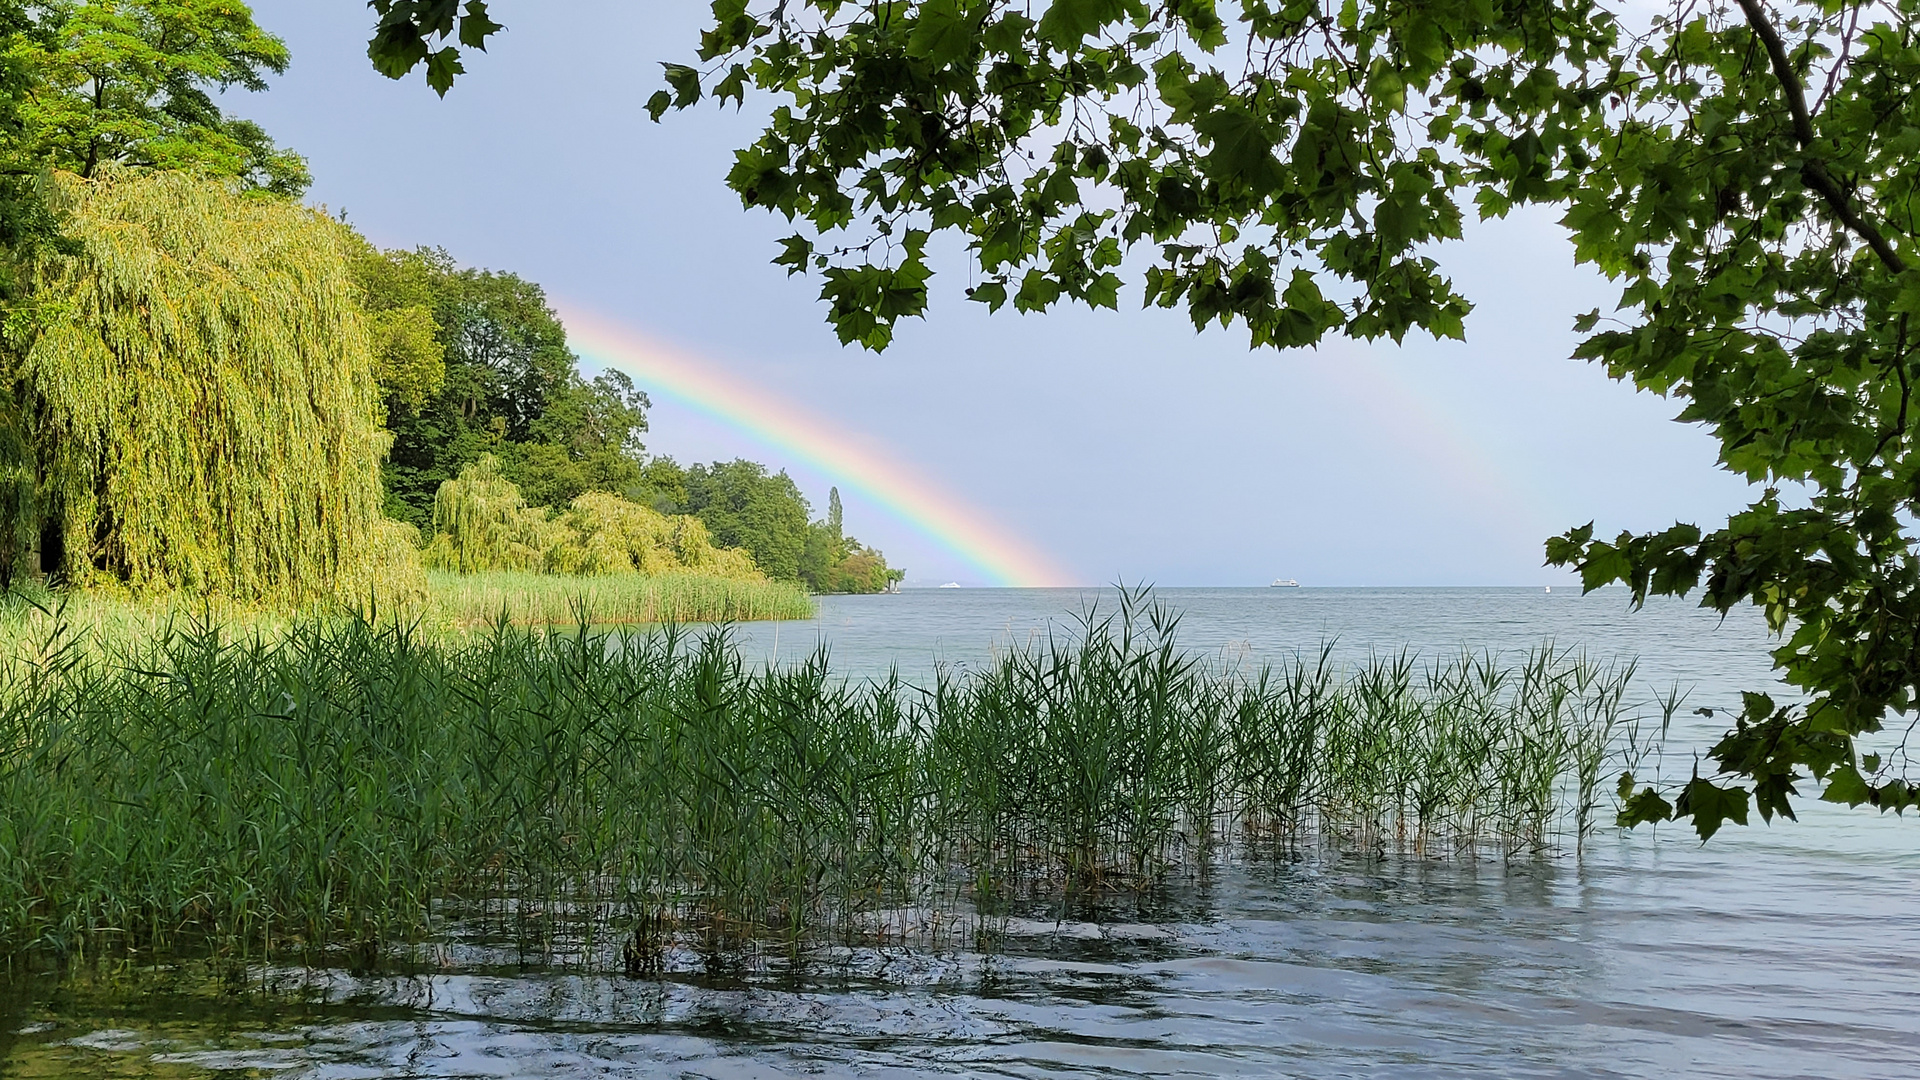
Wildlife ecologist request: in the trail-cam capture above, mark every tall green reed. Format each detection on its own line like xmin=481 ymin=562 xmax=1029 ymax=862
xmin=0 ymin=589 xmax=1651 ymax=971
xmin=422 ymin=569 xmax=815 ymax=627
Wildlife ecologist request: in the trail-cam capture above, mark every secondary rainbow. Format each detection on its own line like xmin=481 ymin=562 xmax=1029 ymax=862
xmin=559 ymin=307 xmax=1073 ymax=588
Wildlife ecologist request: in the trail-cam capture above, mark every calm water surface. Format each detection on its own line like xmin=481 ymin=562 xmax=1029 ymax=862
xmin=6 ymin=587 xmax=1917 ymax=1078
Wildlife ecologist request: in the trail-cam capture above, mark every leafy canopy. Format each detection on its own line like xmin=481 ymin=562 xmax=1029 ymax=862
xmin=683 ymin=0 xmax=1920 ymax=833
xmin=656 ymin=0 xmax=1627 ymax=350
xmin=645 ymin=462 xmax=904 ymax=592
xmin=802 ymin=486 xmax=905 ymax=592
xmin=357 ymin=246 xmax=654 ymax=526
xmin=395 ymin=0 xmax=1920 ymax=832
xmin=351 ymin=240 xmax=907 ymax=593
xmin=347 ymin=239 xmax=446 ymax=410
xmin=0 ymin=5 xmax=72 ymax=299
xmin=675 ymin=459 xmax=812 ymax=584
xmin=10 ymin=0 xmax=309 ymax=194
xmin=2 ymin=168 xmax=417 ymax=602
xmin=421 ymin=453 xmax=763 ymax=580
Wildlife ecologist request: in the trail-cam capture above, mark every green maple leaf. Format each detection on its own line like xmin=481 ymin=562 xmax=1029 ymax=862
xmin=907 ymin=0 xmax=976 ymax=68
xmin=1675 ymin=776 xmax=1750 ymax=841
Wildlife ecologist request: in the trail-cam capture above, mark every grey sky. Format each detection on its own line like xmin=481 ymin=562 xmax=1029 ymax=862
xmin=236 ymin=1 xmax=1754 ymax=587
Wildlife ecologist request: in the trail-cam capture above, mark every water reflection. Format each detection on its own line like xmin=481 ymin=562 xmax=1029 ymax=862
xmin=8 ymin=839 xmax=1918 ymax=1078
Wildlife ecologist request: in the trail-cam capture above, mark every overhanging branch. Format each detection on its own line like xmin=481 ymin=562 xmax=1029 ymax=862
xmin=1735 ymin=0 xmax=1906 ymax=275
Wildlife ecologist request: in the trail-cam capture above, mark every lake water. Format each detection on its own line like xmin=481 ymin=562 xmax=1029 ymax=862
xmin=6 ymin=587 xmax=1918 ymax=1078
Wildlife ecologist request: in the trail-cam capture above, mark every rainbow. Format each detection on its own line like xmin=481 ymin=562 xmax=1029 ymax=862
xmin=558 ymin=307 xmax=1074 ymax=588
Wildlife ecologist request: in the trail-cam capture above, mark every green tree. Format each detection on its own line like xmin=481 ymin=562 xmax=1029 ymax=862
xmin=633 ymin=455 xmax=690 ymax=514
xmin=798 ymin=484 xmax=841 ymax=588
xmin=347 ymin=238 xmax=445 ymax=410
xmin=0 ymin=5 xmax=72 ymax=309
xmin=11 ymin=0 xmax=308 ymax=194
xmin=391 ymin=0 xmax=1920 ymax=831
xmin=434 ymin=261 xmax=575 ymax=438
xmin=821 ymin=539 xmax=904 ymax=594
xmin=683 ymin=459 xmax=810 ymax=583
xmin=0 ymin=168 xmax=412 ymax=600
xmin=369 ymin=249 xmax=651 ymax=525
xmin=510 ymin=369 xmax=650 ymax=506
xmin=798 ymin=486 xmax=903 ymax=593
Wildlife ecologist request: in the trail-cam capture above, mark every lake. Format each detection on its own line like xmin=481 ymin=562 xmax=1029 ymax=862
xmin=6 ymin=587 xmax=1917 ymax=1078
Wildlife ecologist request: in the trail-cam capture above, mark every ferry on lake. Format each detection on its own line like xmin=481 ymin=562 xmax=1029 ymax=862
xmin=1270 ymin=579 xmax=1300 ymax=588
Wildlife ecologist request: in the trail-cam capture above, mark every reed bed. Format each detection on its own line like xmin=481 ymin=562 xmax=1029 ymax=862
xmin=0 ymin=591 xmax=1648 ymax=972
xmin=421 ymin=570 xmax=815 ymax=626
xmin=0 ymin=571 xmax=815 ymax=652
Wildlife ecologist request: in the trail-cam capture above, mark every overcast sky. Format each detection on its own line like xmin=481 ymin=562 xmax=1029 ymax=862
xmin=235 ymin=1 xmax=1755 ymax=587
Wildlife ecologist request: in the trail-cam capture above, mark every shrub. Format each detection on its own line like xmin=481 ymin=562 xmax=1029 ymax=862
xmin=424 ymin=456 xmax=764 ymax=581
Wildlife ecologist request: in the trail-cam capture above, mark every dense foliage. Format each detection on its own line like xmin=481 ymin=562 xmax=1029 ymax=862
xmin=644 ymin=458 xmax=903 ymax=592
xmin=669 ymin=458 xmax=810 ymax=581
xmin=346 ymin=239 xmax=445 ymax=411
xmin=495 ymin=0 xmax=1912 ymax=831
xmin=0 ymin=0 xmax=300 ymax=294
xmin=0 ymin=6 xmax=71 ymax=301
xmin=353 ymin=245 xmax=654 ymax=527
xmin=0 ymin=2 xmax=388 ymax=603
xmin=8 ymin=0 xmax=308 ymax=194
xmin=422 ymin=453 xmax=763 ymax=581
xmin=0 ymin=0 xmax=905 ymax=603
xmin=352 ymin=243 xmax=905 ymax=592
xmin=806 ymin=486 xmax=906 ymax=593
xmin=0 ymin=168 xmax=420 ymax=601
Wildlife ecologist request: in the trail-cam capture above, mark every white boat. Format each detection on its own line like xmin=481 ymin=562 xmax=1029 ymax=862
xmin=1270 ymin=579 xmax=1300 ymax=588
xmin=938 ymin=582 xmax=962 ymax=589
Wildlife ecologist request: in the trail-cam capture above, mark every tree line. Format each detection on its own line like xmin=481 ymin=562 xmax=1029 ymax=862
xmin=0 ymin=0 xmax=901 ymax=597
xmin=352 ymin=241 xmax=903 ymax=593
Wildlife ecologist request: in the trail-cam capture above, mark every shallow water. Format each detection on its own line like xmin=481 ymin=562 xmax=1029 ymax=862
xmin=6 ymin=587 xmax=1918 ymax=1078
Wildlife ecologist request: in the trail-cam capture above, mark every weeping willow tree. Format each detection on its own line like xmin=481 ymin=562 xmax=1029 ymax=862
xmin=425 ymin=454 xmax=764 ymax=580
xmin=552 ymin=491 xmax=761 ymax=578
xmin=0 ymin=167 xmax=423 ymax=602
xmin=421 ymin=454 xmax=558 ymax=573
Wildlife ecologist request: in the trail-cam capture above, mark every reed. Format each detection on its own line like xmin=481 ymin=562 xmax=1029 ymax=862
xmin=0 ymin=590 xmax=1651 ymax=973
xmin=0 ymin=570 xmax=816 ymax=651
xmin=420 ymin=570 xmax=815 ymax=626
